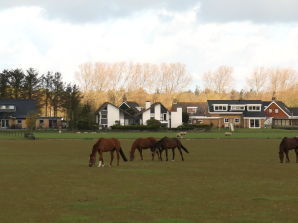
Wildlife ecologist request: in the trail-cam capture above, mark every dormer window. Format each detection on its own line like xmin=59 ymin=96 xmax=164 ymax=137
xmin=247 ymin=105 xmax=261 ymax=111
xmin=187 ymin=107 xmax=197 ymax=114
xmin=214 ymin=105 xmax=228 ymax=111
xmin=231 ymin=105 xmax=245 ymax=111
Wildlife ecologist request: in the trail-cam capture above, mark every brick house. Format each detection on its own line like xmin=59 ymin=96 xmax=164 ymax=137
xmin=0 ymin=99 xmax=62 ymax=129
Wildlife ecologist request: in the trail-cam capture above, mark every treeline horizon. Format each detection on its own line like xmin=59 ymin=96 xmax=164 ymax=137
xmin=1 ymin=63 xmax=298 ymax=118
xmin=76 ymin=62 xmax=298 ymax=108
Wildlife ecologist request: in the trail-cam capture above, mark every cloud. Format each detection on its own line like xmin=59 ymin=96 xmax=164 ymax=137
xmin=1 ymin=6 xmax=298 ymax=91
xmin=1 ymin=0 xmax=298 ymax=23
xmin=198 ymin=0 xmax=298 ymax=23
xmin=0 ymin=0 xmax=198 ymax=23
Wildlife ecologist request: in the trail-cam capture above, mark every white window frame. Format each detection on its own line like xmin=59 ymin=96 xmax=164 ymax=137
xmin=187 ymin=107 xmax=197 ymax=114
xmin=214 ymin=104 xmax=228 ymax=111
xmin=231 ymin=105 xmax=245 ymax=111
xmin=275 ymin=109 xmax=279 ymax=114
xmin=234 ymin=118 xmax=240 ymax=123
xmin=249 ymin=119 xmax=261 ymax=128
xmin=247 ymin=104 xmax=261 ymax=112
xmin=224 ymin=118 xmax=229 ymax=123
xmin=269 ymin=109 xmax=272 ymax=113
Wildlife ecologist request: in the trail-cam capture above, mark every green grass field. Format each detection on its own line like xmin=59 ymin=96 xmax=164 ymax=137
xmin=1 ymin=138 xmax=298 ymax=223
xmin=1 ymin=128 xmax=298 ymax=140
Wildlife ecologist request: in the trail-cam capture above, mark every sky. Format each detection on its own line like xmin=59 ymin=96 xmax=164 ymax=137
xmin=1 ymin=0 xmax=298 ymax=90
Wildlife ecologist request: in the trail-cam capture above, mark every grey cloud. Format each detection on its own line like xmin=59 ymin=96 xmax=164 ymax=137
xmin=0 ymin=0 xmax=198 ymax=23
xmin=198 ymin=0 xmax=298 ymax=23
xmin=1 ymin=0 xmax=298 ymax=23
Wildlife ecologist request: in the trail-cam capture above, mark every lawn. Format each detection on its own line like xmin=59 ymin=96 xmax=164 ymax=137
xmin=1 ymin=128 xmax=298 ymax=139
xmin=1 ymin=138 xmax=298 ymax=223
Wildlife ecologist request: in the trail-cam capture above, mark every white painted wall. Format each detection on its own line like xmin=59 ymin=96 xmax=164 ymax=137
xmin=119 ymin=112 xmax=125 ymax=125
xmin=142 ymin=109 xmax=151 ymax=125
xmin=170 ymin=107 xmax=182 ymax=128
xmin=107 ymin=104 xmax=120 ymax=128
xmin=154 ymin=104 xmax=161 ymax=121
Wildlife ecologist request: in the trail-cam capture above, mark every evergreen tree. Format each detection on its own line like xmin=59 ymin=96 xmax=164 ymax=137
xmin=8 ymin=69 xmax=25 ymax=99
xmin=23 ymin=68 xmax=40 ymax=100
xmin=0 ymin=70 xmax=10 ymax=99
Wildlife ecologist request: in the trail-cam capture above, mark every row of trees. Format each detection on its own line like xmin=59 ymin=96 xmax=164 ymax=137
xmin=76 ymin=62 xmax=298 ymax=108
xmin=0 ymin=68 xmax=92 ymax=129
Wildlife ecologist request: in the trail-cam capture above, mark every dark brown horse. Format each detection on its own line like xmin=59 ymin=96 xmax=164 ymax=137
xmin=130 ymin=137 xmax=160 ymax=161
xmin=89 ymin=138 xmax=128 ymax=167
xmin=279 ymin=137 xmax=298 ymax=163
xmin=154 ymin=137 xmax=189 ymax=161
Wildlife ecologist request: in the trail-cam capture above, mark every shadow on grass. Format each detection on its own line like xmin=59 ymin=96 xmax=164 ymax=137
xmin=251 ymin=196 xmax=298 ymax=201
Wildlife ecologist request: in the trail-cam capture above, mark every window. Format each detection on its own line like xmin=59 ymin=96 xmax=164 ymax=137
xmin=250 ymin=119 xmax=260 ymax=128
xmin=17 ymin=120 xmax=22 ymax=124
xmin=8 ymin=105 xmax=15 ymax=109
xmin=275 ymin=109 xmax=279 ymax=114
xmin=269 ymin=109 xmax=272 ymax=113
xmin=162 ymin=113 xmax=167 ymax=121
xmin=0 ymin=105 xmax=6 ymax=110
xmin=234 ymin=118 xmax=240 ymax=123
xmin=187 ymin=107 xmax=197 ymax=114
xmin=39 ymin=120 xmax=44 ymax=124
xmin=224 ymin=118 xmax=229 ymax=123
xmin=214 ymin=105 xmax=228 ymax=111
xmin=247 ymin=105 xmax=261 ymax=111
xmin=231 ymin=105 xmax=245 ymax=111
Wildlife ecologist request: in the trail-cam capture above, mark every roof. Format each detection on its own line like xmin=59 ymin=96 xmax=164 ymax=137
xmin=137 ymin=102 xmax=169 ymax=115
xmin=171 ymin=102 xmax=208 ymax=116
xmin=126 ymin=101 xmax=139 ymax=108
xmin=0 ymin=99 xmax=37 ymax=118
xmin=207 ymin=100 xmax=265 ymax=117
xmin=289 ymin=108 xmax=298 ymax=116
xmin=208 ymin=100 xmax=263 ymax=105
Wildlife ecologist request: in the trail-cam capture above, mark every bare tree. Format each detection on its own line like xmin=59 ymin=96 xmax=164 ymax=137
xmin=267 ymin=68 xmax=298 ymax=94
xmin=203 ymin=66 xmax=234 ymax=93
xmin=246 ymin=67 xmax=268 ymax=94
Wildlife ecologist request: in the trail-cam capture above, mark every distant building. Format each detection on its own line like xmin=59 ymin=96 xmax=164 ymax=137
xmin=95 ymin=101 xmax=182 ymax=129
xmin=263 ymin=100 xmax=298 ymax=127
xmin=0 ymin=99 xmax=61 ymax=129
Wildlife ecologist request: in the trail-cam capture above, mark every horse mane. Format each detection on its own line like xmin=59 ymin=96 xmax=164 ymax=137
xmin=91 ymin=138 xmax=103 ymax=155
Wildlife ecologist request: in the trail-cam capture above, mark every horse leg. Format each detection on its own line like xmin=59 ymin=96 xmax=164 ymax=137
xmin=172 ymin=148 xmax=175 ymax=161
xmin=295 ymin=149 xmax=298 ymax=163
xmin=98 ymin=151 xmax=103 ymax=167
xmin=178 ymin=147 xmax=184 ymax=161
xmin=110 ymin=151 xmax=114 ymax=167
xmin=165 ymin=148 xmax=168 ymax=161
xmin=285 ymin=150 xmax=290 ymax=163
xmin=116 ymin=149 xmax=120 ymax=166
xmin=138 ymin=148 xmax=143 ymax=160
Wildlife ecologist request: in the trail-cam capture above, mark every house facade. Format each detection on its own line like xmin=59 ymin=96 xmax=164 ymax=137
xmin=207 ymin=100 xmax=266 ymax=128
xmin=95 ymin=101 xmax=182 ymax=129
xmin=0 ymin=99 xmax=61 ymax=129
xmin=263 ymin=100 xmax=298 ymax=127
xmin=171 ymin=102 xmax=208 ymax=124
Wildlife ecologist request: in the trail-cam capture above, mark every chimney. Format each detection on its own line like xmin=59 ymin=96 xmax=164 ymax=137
xmin=145 ymin=101 xmax=151 ymax=109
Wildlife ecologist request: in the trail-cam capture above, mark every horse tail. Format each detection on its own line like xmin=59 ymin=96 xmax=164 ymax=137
xmin=181 ymin=144 xmax=189 ymax=153
xmin=119 ymin=148 xmax=128 ymax=162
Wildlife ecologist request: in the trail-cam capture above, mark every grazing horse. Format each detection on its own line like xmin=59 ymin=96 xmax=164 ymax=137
xmin=130 ymin=137 xmax=160 ymax=161
xmin=279 ymin=137 xmax=298 ymax=163
xmin=154 ymin=137 xmax=189 ymax=161
xmin=89 ymin=138 xmax=128 ymax=167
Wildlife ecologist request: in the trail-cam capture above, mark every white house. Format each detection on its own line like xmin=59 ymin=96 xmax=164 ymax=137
xmin=95 ymin=101 xmax=182 ymax=129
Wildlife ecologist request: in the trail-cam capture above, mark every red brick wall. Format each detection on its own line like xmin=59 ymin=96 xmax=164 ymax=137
xmin=265 ymin=103 xmax=288 ymax=118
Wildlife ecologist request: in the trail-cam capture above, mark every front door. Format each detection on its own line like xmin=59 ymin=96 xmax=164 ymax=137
xmin=0 ymin=119 xmax=9 ymax=128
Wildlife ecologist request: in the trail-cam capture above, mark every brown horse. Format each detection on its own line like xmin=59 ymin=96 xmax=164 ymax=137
xmin=130 ymin=137 xmax=160 ymax=161
xmin=89 ymin=138 xmax=128 ymax=167
xmin=279 ymin=137 xmax=298 ymax=163
xmin=154 ymin=137 xmax=189 ymax=161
